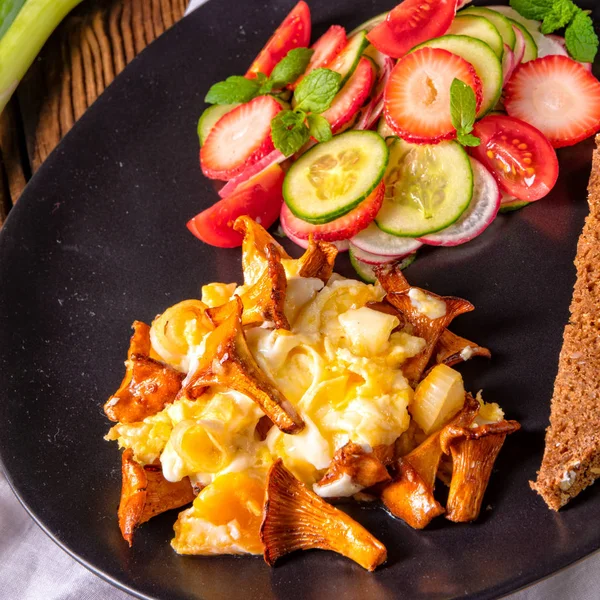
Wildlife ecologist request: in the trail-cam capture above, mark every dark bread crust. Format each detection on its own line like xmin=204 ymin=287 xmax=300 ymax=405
xmin=531 ymin=135 xmax=600 ymax=510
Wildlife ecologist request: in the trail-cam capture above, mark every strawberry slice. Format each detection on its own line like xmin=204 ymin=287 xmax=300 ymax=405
xmin=280 ymin=181 xmax=384 ymax=242
xmin=384 ymin=47 xmax=482 ymax=144
xmin=200 ymin=95 xmax=282 ymax=180
xmin=504 ymin=55 xmax=600 ymax=148
xmin=322 ymin=57 xmax=376 ymax=133
xmin=291 ymin=25 xmax=346 ymax=90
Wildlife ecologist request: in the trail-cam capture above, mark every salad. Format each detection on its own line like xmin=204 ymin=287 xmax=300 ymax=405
xmin=188 ymin=0 xmax=600 ymax=281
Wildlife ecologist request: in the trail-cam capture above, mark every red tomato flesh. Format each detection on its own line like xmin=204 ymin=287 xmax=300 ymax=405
xmin=470 ymin=115 xmax=558 ymax=202
xmin=187 ymin=164 xmax=285 ymax=248
xmin=246 ymin=1 xmax=311 ymax=79
xmin=367 ymin=0 xmax=456 ymax=59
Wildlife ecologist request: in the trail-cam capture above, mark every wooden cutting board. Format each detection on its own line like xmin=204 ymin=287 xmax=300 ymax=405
xmin=0 ymin=0 xmax=187 ymax=227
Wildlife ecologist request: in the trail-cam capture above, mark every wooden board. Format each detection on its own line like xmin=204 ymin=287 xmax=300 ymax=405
xmin=0 ymin=0 xmax=187 ymax=227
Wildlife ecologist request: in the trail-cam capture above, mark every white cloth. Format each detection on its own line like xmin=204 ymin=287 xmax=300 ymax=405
xmin=1 ymin=0 xmax=599 ymax=598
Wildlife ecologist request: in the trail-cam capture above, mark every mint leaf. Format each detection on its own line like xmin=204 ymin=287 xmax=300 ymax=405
xmin=457 ymin=132 xmax=481 ymax=147
xmin=450 ymin=79 xmax=480 ymax=147
xmin=450 ymin=79 xmax=477 ymax=132
xmin=509 ymin=0 xmax=554 ymax=20
xmin=294 ymin=68 xmax=341 ymax=114
xmin=268 ymin=48 xmax=314 ymax=90
xmin=540 ymin=0 xmax=578 ymax=34
xmin=205 ymin=76 xmax=261 ymax=104
xmin=565 ymin=10 xmax=599 ymax=62
xmin=271 ymin=110 xmax=310 ymax=157
xmin=307 ymin=113 xmax=332 ymax=142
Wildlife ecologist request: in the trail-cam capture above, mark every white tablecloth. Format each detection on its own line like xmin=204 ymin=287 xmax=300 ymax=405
xmin=2 ymin=1 xmax=600 ymax=598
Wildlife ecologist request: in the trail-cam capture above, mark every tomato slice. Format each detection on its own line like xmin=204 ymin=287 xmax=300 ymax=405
xmin=470 ymin=115 xmax=559 ymax=202
xmin=187 ymin=164 xmax=285 ymax=248
xmin=246 ymin=1 xmax=311 ymax=79
xmin=367 ymin=0 xmax=456 ymax=59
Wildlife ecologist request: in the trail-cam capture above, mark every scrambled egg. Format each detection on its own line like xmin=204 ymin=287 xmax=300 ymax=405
xmin=107 ymin=274 xmax=426 ymax=554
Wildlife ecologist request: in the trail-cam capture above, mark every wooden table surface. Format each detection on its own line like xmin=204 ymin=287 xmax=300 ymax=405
xmin=0 ymin=0 xmax=187 ymax=228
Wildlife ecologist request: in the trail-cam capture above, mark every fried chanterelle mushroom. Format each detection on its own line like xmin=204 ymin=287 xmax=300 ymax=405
xmin=182 ymin=296 xmax=304 ymax=434
xmin=207 ymin=243 xmax=290 ymax=330
xmin=104 ymin=321 xmax=184 ymax=424
xmin=376 ymin=265 xmax=474 ymax=386
xmin=260 ymin=459 xmax=387 ymax=571
xmin=118 ymin=449 xmax=195 ymax=546
xmin=442 ymin=418 xmax=521 ymax=522
xmin=313 ymin=442 xmax=391 ymax=498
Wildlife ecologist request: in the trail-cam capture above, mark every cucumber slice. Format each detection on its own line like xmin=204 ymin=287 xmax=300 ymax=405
xmin=487 ymin=5 xmax=541 ymax=33
xmin=375 ymin=138 xmax=473 ymax=238
xmin=197 ymin=104 xmax=239 ymax=146
xmin=486 ymin=6 xmax=540 ymax=61
xmin=414 ymin=35 xmax=503 ymax=116
xmin=328 ymin=31 xmax=370 ymax=86
xmin=350 ymin=249 xmax=416 ymax=283
xmin=377 ymin=116 xmax=395 ymax=139
xmin=363 ymin=44 xmax=386 ymax=77
xmin=500 ymin=192 xmax=531 ymax=213
xmin=459 ymin=6 xmax=516 ymax=50
xmin=283 ymin=130 xmax=388 ymax=225
xmin=348 ymin=12 xmax=388 ymax=38
xmin=448 ymin=15 xmax=504 ymax=58
xmin=499 ymin=200 xmax=530 ymax=213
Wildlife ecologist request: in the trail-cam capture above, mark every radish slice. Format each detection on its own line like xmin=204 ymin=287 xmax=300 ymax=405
xmin=354 ymin=55 xmax=392 ymax=131
xmin=332 ymin=239 xmax=350 ymax=252
xmin=219 ymin=150 xmax=286 ymax=198
xmin=539 ymin=34 xmax=568 ymax=58
xmin=350 ymin=222 xmax=422 ymax=256
xmin=348 ymin=242 xmax=406 ymax=265
xmin=544 ymin=35 xmax=593 ymax=71
xmin=418 ymin=157 xmax=500 ymax=246
xmin=502 ymin=44 xmax=516 ymax=86
xmin=281 ymin=218 xmax=348 ymax=251
xmin=512 ymin=25 xmax=526 ymax=65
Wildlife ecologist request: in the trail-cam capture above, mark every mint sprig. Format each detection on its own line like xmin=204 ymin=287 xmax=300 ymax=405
xmin=294 ymin=68 xmax=341 ymax=113
xmin=510 ymin=0 xmax=554 ymax=20
xmin=205 ymin=76 xmax=262 ymax=105
xmin=266 ymin=48 xmax=314 ymax=92
xmin=566 ymin=11 xmax=599 ymax=63
xmin=450 ymin=79 xmax=481 ymax=148
xmin=271 ymin=111 xmax=311 ymax=157
xmin=307 ymin=113 xmax=333 ymax=143
xmin=540 ymin=0 xmax=578 ymax=34
xmin=270 ymin=68 xmax=341 ymax=157
xmin=510 ymin=0 xmax=598 ymax=62
xmin=204 ymin=48 xmax=314 ymax=104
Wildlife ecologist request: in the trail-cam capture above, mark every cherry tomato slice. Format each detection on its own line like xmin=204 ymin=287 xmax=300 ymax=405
xmin=367 ymin=0 xmax=456 ymax=59
xmin=187 ymin=164 xmax=285 ymax=248
xmin=246 ymin=1 xmax=311 ymax=79
xmin=470 ymin=115 xmax=558 ymax=202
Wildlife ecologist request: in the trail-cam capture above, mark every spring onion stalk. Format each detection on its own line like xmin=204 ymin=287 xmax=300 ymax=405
xmin=0 ymin=0 xmax=84 ymax=115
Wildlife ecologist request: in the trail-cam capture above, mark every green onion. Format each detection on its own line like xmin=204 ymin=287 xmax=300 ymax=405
xmin=0 ymin=0 xmax=84 ymax=115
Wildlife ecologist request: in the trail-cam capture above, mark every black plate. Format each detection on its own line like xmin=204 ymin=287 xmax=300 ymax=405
xmin=1 ymin=1 xmax=600 ymax=598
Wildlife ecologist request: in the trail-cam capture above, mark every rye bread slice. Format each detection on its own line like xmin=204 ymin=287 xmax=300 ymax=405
xmin=530 ymin=135 xmax=600 ymax=510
